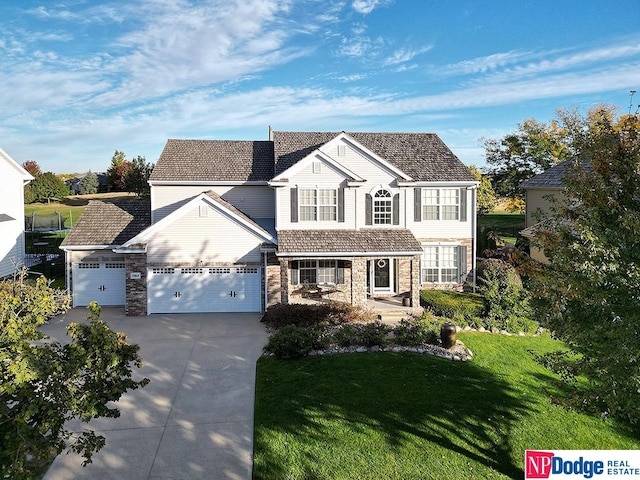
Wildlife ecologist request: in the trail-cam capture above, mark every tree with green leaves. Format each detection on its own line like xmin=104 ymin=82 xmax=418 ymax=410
xmin=78 ymin=171 xmax=99 ymax=195
xmin=0 ymin=271 xmax=149 ymax=478
xmin=528 ymin=110 xmax=640 ymax=424
xmin=482 ymin=105 xmax=624 ymax=198
xmin=123 ymin=156 xmax=154 ymax=197
xmin=469 ymin=166 xmax=496 ymax=215
xmin=24 ymin=172 xmax=69 ymax=204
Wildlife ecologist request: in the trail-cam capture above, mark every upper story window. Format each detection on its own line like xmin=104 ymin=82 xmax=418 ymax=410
xmin=365 ymin=188 xmax=399 ymax=226
xmin=373 ymin=189 xmax=392 ymax=224
xmin=299 ymin=188 xmax=337 ymax=222
xmin=416 ymin=187 xmax=466 ymax=222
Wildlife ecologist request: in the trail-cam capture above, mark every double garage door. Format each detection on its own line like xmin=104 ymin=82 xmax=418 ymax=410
xmin=73 ymin=263 xmax=261 ymax=313
xmin=147 ymin=266 xmax=261 ymax=314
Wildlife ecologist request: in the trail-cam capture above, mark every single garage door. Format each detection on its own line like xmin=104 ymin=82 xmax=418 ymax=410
xmin=72 ymin=262 xmax=126 ymax=307
xmin=147 ymin=266 xmax=261 ymax=314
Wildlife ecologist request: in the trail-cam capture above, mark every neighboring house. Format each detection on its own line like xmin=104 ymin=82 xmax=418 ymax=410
xmin=519 ymin=160 xmax=570 ymax=263
xmin=66 ymin=172 xmax=110 ymax=194
xmin=60 ymin=130 xmax=478 ymax=315
xmin=0 ymin=147 xmax=34 ymax=278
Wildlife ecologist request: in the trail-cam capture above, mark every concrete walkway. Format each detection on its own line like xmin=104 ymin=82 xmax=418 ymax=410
xmin=41 ymin=308 xmax=268 ymax=480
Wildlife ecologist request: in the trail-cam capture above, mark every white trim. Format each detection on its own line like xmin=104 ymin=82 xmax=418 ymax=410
xmin=332 ymin=133 xmax=413 ymax=180
xmin=121 ymin=192 xmax=276 ymax=248
xmin=271 ymin=149 xmax=364 ymax=183
xmin=60 ymin=244 xmax=120 ymax=251
xmin=0 ymin=147 xmax=34 ymax=181
xmin=397 ymin=181 xmax=479 ymax=187
xmin=370 ymin=257 xmax=395 ymax=294
xmin=277 ymin=251 xmax=423 ymax=257
xmin=149 ymin=180 xmax=268 ymax=186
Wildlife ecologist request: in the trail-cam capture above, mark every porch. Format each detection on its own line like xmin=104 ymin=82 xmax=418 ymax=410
xmin=290 ymin=292 xmax=424 ymax=325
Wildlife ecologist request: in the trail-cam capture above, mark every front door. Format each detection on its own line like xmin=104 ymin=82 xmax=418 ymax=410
xmin=370 ymin=258 xmax=394 ymax=294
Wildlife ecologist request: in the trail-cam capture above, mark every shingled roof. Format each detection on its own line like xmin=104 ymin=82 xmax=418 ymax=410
xmin=520 ymin=160 xmax=571 ymax=189
xmin=61 ymin=200 xmax=151 ymax=247
xmin=277 ymin=229 xmax=422 ymax=255
xmin=202 ymin=190 xmax=274 ymax=241
xmin=273 ymin=131 xmax=475 ymax=182
xmin=150 ymin=139 xmax=274 ymax=182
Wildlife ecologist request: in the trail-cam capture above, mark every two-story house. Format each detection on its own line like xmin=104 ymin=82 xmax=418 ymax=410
xmin=519 ymin=160 xmax=570 ymax=263
xmin=0 ymin=147 xmax=33 ymax=278
xmin=60 ymin=130 xmax=478 ymax=315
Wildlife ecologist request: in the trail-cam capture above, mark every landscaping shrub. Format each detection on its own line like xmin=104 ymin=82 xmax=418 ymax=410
xmin=477 ymin=258 xmax=537 ymax=333
xmin=333 ymin=322 xmax=390 ymax=347
xmin=420 ymin=290 xmax=484 ymax=326
xmin=264 ymin=325 xmax=330 ymax=358
xmin=392 ymin=315 xmax=438 ymax=346
xmin=262 ymin=302 xmax=374 ymax=329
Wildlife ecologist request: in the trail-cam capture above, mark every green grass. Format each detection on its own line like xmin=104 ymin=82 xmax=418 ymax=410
xmin=253 ymin=333 xmax=640 ymax=480
xmin=24 ymin=192 xmax=134 ymax=228
xmin=478 ymin=213 xmax=525 ymax=246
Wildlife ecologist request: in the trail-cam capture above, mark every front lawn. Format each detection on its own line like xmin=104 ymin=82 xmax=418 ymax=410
xmin=253 ymin=333 xmax=640 ymax=479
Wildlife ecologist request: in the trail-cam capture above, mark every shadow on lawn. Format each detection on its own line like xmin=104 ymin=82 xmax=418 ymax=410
xmin=254 ymin=353 xmax=532 ymax=479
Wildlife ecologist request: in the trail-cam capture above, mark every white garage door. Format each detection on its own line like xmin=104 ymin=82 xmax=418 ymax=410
xmin=72 ymin=262 xmax=126 ymax=307
xmin=147 ymin=266 xmax=261 ymax=314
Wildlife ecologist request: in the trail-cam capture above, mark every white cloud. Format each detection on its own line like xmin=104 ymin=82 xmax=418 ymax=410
xmin=352 ymin=0 xmax=385 ymax=14
xmin=383 ymin=45 xmax=433 ymax=66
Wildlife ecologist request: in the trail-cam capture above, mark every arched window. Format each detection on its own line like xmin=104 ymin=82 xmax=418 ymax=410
xmin=373 ymin=189 xmax=392 ymax=224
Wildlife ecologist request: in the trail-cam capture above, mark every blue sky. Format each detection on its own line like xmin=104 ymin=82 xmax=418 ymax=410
xmin=1 ymin=0 xmax=639 ymax=174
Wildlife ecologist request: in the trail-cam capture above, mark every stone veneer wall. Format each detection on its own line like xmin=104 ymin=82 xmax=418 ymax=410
xmin=350 ymin=257 xmax=367 ymax=307
xmin=279 ymin=259 xmax=290 ymax=304
xmin=125 ymin=253 xmax=147 ymax=316
xmin=266 ymin=252 xmax=281 ymax=308
xmin=397 ymin=256 xmax=421 ymax=307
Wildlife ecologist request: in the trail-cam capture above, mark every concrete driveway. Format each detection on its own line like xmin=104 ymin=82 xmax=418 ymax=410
xmin=41 ymin=307 xmax=268 ymax=480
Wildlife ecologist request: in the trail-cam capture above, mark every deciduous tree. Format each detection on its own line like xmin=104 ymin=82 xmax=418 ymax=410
xmin=123 ymin=156 xmax=154 ymax=197
xmin=106 ymin=150 xmax=130 ymax=191
xmin=0 ymin=271 xmax=149 ymax=478
xmin=22 ymin=161 xmax=41 ymax=177
xmin=469 ymin=166 xmax=496 ymax=215
xmin=24 ymin=172 xmax=69 ymax=203
xmin=528 ymin=111 xmax=640 ymax=424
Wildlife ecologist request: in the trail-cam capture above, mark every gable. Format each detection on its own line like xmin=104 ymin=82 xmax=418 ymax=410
xmin=0 ymin=147 xmax=33 ymax=181
xmin=122 ymin=191 xmax=275 ymax=250
xmin=273 ymin=131 xmax=475 ymax=182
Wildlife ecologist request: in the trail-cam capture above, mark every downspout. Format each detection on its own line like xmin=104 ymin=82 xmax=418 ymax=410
xmin=263 ymin=251 xmax=268 ymax=313
xmin=472 ymin=186 xmax=477 ymax=293
xmin=65 ymin=250 xmax=72 ymax=301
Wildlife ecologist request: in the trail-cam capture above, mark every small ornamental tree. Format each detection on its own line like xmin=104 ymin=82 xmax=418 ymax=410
xmin=0 ymin=271 xmax=149 ymax=478
xmin=529 ymin=111 xmax=640 ymax=424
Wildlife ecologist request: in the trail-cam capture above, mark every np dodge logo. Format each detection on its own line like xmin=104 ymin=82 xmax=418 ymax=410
xmin=525 ymin=450 xmax=640 ymax=479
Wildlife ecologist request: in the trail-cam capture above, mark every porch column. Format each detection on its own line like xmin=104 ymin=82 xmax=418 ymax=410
xmin=351 ymin=257 xmax=367 ymax=307
xmin=411 ymin=255 xmax=421 ymax=307
xmin=279 ymin=258 xmax=290 ymax=305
